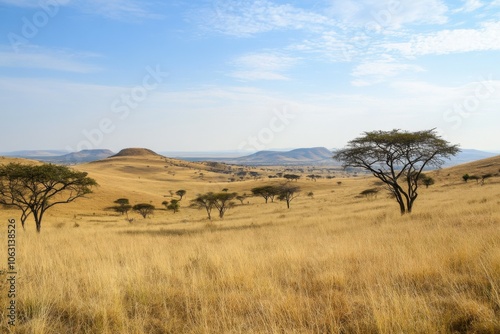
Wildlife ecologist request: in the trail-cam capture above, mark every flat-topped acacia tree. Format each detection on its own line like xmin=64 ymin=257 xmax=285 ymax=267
xmin=333 ymin=129 xmax=459 ymax=214
xmin=0 ymin=163 xmax=97 ymax=233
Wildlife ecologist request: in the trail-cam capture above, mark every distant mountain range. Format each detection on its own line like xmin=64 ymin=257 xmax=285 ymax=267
xmin=231 ymin=147 xmax=333 ymax=165
xmin=1 ymin=147 xmax=497 ymax=167
xmin=1 ymin=149 xmax=115 ymax=164
xmin=184 ymin=147 xmax=499 ymax=167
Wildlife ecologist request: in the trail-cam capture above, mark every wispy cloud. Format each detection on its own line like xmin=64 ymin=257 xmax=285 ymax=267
xmin=0 ymin=0 xmax=161 ymax=20
xmin=385 ymin=21 xmax=500 ymax=56
xmin=195 ymin=0 xmax=332 ymax=37
xmin=326 ymin=0 xmax=449 ymax=30
xmin=0 ymin=46 xmax=100 ymax=73
xmin=454 ymin=0 xmax=484 ymax=13
xmin=229 ymin=52 xmax=298 ymax=81
xmin=351 ymin=57 xmax=424 ymax=86
xmin=75 ymin=0 xmax=164 ymax=20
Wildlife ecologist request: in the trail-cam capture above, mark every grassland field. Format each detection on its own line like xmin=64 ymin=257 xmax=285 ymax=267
xmin=0 ymin=154 xmax=499 ymax=333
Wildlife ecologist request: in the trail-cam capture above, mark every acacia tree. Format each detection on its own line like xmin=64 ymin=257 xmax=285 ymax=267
xmin=0 ymin=163 xmax=97 ymax=233
xmin=191 ymin=192 xmax=216 ymax=220
xmin=113 ymin=198 xmax=132 ymax=218
xmin=133 ymin=203 xmax=155 ymax=218
xmin=212 ymin=192 xmax=237 ymax=218
xmin=167 ymin=199 xmax=180 ymax=213
xmin=278 ymin=184 xmax=301 ymax=209
xmin=333 ymin=129 xmax=459 ymax=214
xmin=191 ymin=192 xmax=236 ymax=219
xmin=251 ymin=186 xmax=278 ymax=203
xmin=175 ymin=189 xmax=186 ymax=200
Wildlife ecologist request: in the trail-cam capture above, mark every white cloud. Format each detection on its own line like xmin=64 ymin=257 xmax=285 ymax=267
xmin=385 ymin=21 xmax=500 ymax=56
xmin=351 ymin=58 xmax=424 ymax=86
xmin=76 ymin=0 xmax=163 ymax=20
xmin=229 ymin=52 xmax=297 ymax=81
xmin=197 ymin=0 xmax=332 ymax=37
xmin=326 ymin=0 xmax=448 ymax=30
xmin=0 ymin=0 xmax=161 ymax=20
xmin=455 ymin=0 xmax=484 ymax=12
xmin=0 ymin=46 xmax=100 ymax=73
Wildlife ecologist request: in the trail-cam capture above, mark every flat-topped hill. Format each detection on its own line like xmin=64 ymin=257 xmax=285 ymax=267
xmin=111 ymin=148 xmax=162 ymax=157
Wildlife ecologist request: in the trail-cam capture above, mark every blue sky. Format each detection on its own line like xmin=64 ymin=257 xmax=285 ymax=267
xmin=1 ymin=0 xmax=499 ymax=153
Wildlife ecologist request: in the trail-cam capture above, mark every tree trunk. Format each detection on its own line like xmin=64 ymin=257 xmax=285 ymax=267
xmin=34 ymin=209 xmax=44 ymax=233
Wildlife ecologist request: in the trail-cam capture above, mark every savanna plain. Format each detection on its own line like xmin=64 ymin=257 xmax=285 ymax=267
xmin=1 ymin=152 xmax=499 ymax=334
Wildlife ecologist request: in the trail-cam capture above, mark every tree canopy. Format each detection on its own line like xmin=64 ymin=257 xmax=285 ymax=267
xmin=0 ymin=163 xmax=97 ymax=232
xmin=133 ymin=203 xmax=155 ymax=218
xmin=333 ymin=129 xmax=459 ymax=214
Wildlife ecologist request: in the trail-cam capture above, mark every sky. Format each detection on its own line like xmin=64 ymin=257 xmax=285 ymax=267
xmin=0 ymin=0 xmax=499 ymax=153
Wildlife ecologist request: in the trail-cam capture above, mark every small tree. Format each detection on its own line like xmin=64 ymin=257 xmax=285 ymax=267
xmin=360 ymin=188 xmax=379 ymax=199
xmin=0 ymin=163 xmax=97 ymax=233
xmin=462 ymin=174 xmax=470 ymax=183
xmin=133 ymin=203 xmax=155 ymax=218
xmin=212 ymin=192 xmax=237 ymax=218
xmin=418 ymin=173 xmax=435 ymax=188
xmin=167 ymin=199 xmax=180 ymax=213
xmin=251 ymin=185 xmax=278 ymax=203
xmin=112 ymin=198 xmax=132 ymax=219
xmin=278 ymin=185 xmax=301 ymax=209
xmin=307 ymin=191 xmax=314 ymax=199
xmin=191 ymin=193 xmax=216 ymax=220
xmin=283 ymin=174 xmax=300 ymax=182
xmin=334 ymin=129 xmax=459 ymax=214
xmin=422 ymin=176 xmax=435 ymax=188
xmin=176 ymin=189 xmax=186 ymax=200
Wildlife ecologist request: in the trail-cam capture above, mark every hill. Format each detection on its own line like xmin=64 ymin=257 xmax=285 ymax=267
xmin=444 ymin=148 xmax=498 ymax=166
xmin=49 ymin=149 xmax=114 ymax=164
xmin=431 ymin=154 xmax=500 ymax=184
xmin=111 ymin=148 xmax=161 ymax=157
xmin=228 ymin=147 xmax=334 ymax=165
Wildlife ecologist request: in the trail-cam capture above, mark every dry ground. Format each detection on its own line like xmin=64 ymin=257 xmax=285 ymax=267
xmin=0 ymin=154 xmax=499 ymax=333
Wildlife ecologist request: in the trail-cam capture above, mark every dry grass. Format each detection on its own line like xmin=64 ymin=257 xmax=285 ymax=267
xmin=0 ymin=155 xmax=499 ymax=333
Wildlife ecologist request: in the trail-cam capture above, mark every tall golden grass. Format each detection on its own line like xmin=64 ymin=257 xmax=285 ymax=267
xmin=1 ymin=156 xmax=499 ymax=333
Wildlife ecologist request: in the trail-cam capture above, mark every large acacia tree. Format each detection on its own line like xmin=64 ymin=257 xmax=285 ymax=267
xmin=333 ymin=129 xmax=459 ymax=214
xmin=0 ymin=163 xmax=97 ymax=232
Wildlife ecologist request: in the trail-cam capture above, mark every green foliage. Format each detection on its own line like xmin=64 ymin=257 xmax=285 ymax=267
xmin=0 ymin=163 xmax=97 ymax=232
xmin=462 ymin=174 xmax=470 ymax=182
